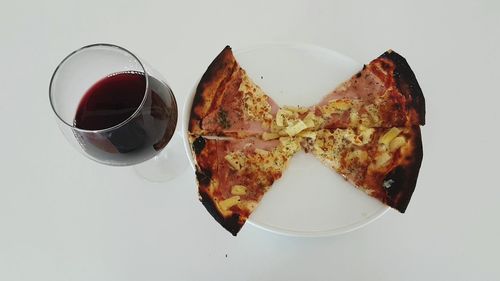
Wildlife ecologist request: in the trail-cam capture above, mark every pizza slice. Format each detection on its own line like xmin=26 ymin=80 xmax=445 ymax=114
xmin=189 ymin=134 xmax=301 ymax=235
xmin=303 ymin=126 xmax=423 ymax=212
xmin=312 ymin=50 xmax=426 ymax=129
xmin=189 ymin=46 xmax=279 ymax=137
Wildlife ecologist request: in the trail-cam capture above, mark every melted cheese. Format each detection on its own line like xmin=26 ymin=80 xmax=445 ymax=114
xmin=240 ymin=75 xmax=273 ymax=124
xmin=238 ymin=200 xmax=258 ymax=212
xmin=364 ymin=104 xmax=381 ymax=126
xmin=312 ymin=127 xmax=381 ymax=172
xmin=349 ymin=111 xmax=360 ymax=126
xmin=238 ymin=137 xmax=301 ymax=175
xmin=312 ymin=129 xmax=349 ymax=170
xmin=231 ymin=185 xmax=247 ymax=195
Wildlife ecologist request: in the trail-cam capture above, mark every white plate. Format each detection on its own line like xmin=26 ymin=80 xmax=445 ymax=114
xmin=183 ymin=43 xmax=389 ymax=237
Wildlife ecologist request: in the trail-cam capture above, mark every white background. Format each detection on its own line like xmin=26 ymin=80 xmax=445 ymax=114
xmin=1 ymin=0 xmax=499 ymax=280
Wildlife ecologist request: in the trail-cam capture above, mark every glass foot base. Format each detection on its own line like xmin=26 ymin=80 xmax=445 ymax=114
xmin=133 ymin=132 xmax=188 ymax=182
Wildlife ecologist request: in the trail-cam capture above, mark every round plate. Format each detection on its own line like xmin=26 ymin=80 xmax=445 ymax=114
xmin=183 ymin=43 xmax=389 ymax=237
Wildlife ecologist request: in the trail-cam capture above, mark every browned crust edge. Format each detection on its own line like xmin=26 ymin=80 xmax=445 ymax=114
xmin=189 ymin=46 xmax=237 ymax=133
xmin=198 ymin=189 xmax=244 ymax=236
xmin=383 ymin=126 xmax=423 ymax=212
xmin=380 ymin=50 xmax=426 ymax=126
xmin=191 ymin=136 xmax=244 ymax=236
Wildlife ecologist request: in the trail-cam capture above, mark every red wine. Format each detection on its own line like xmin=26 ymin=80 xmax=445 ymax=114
xmin=75 ymin=72 xmax=146 ymax=130
xmin=73 ymin=71 xmax=177 ymax=165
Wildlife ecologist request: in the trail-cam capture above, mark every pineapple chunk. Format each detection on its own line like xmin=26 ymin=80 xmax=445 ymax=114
xmin=303 ymin=119 xmax=315 ymax=128
xmin=285 ymin=120 xmax=308 ymax=136
xmin=224 ymin=152 xmax=245 ymax=170
xmin=379 ymin=128 xmax=402 ymax=146
xmin=347 ymin=149 xmax=368 ymax=163
xmin=303 ymin=112 xmax=318 ymax=128
xmin=359 ymin=127 xmax=375 ymax=144
xmin=219 ymin=196 xmax=241 ymax=211
xmin=231 ymin=185 xmax=247 ymax=195
xmin=262 ymin=132 xmax=280 ymax=140
xmin=331 ymin=99 xmax=352 ymax=111
xmin=278 ymin=130 xmax=289 ymax=136
xmin=276 ymin=109 xmax=293 ymax=127
xmin=255 ymin=148 xmax=270 ymax=156
xmin=389 ymin=136 xmax=406 ymax=152
xmin=270 ymin=121 xmax=282 ymax=133
xmin=279 ymin=137 xmax=291 ymax=144
xmin=374 ymin=152 xmax=392 ymax=168
xmin=321 ymin=99 xmax=351 ymax=115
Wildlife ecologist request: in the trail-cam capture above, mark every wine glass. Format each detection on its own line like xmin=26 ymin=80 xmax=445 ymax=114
xmin=49 ymin=43 xmax=187 ymax=182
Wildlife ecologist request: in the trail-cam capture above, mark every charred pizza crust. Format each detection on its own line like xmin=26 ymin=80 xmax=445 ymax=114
xmin=190 ymin=135 xmax=245 ymax=236
xmin=189 ymin=46 xmax=237 ymax=135
xmin=379 ymin=50 xmax=426 ymax=126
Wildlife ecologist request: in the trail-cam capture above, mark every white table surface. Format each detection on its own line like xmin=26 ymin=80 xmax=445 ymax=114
xmin=1 ymin=1 xmax=499 ymax=280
